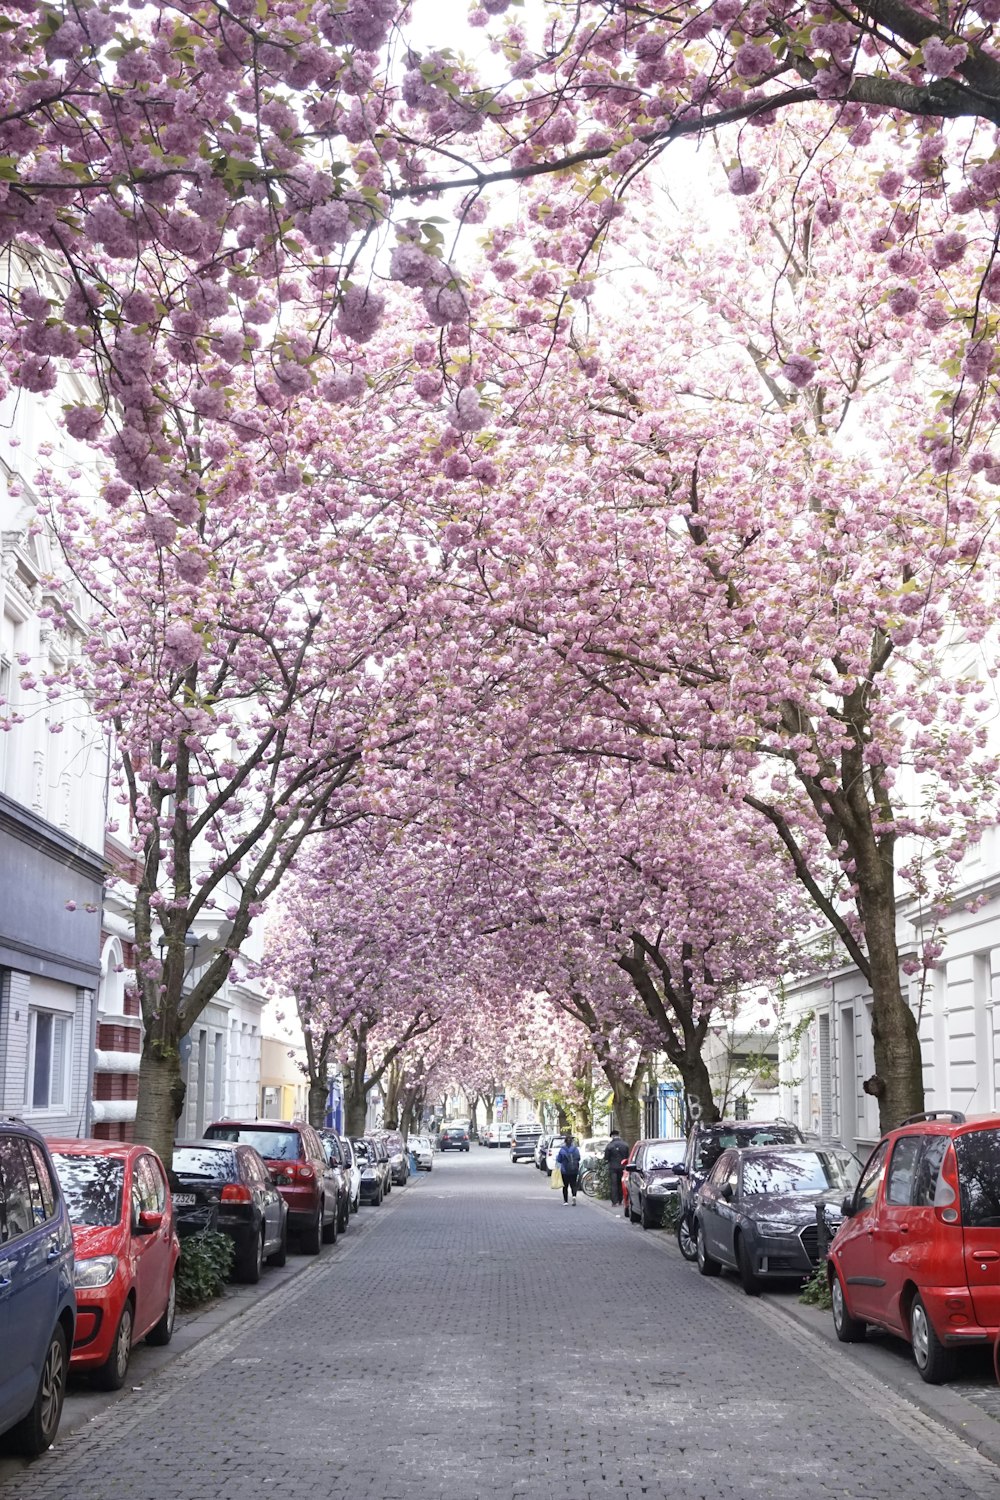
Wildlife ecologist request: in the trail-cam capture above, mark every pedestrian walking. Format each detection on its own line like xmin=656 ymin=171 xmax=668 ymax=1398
xmin=604 ymin=1127 xmax=630 ymax=1212
xmin=556 ymin=1133 xmax=580 ymax=1205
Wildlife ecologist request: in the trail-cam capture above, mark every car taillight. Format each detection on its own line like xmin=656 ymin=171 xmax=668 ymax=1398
xmin=221 ymin=1184 xmax=252 ymax=1203
xmin=298 ymin=1164 xmax=314 ymax=1181
xmin=934 ymin=1143 xmax=962 ymax=1224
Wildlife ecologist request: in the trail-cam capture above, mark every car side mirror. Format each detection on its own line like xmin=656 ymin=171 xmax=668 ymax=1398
xmin=721 ymin=1184 xmax=734 ymax=1202
xmin=673 ymin=1164 xmax=688 ymax=1176
xmin=840 ymin=1193 xmax=856 ymax=1218
xmin=136 ymin=1210 xmax=164 ymax=1235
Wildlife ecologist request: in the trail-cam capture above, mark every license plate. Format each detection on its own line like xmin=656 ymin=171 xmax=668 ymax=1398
xmin=173 ymin=1193 xmax=196 ymax=1206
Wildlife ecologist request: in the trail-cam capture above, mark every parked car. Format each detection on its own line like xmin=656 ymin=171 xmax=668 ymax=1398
xmin=510 ymin=1122 xmax=543 ymax=1163
xmin=203 ymin=1120 xmax=340 ymax=1254
xmin=544 ymin=1137 xmax=565 ymax=1175
xmin=0 ymin=1119 xmax=76 ymax=1454
xmin=370 ymin=1134 xmax=393 ymax=1191
xmin=171 ymin=1141 xmax=288 ymax=1281
xmin=379 ymin=1130 xmax=410 ymax=1185
xmin=336 ymin=1135 xmax=362 ymax=1212
xmin=439 ymin=1125 xmax=470 ymax=1152
xmin=352 ymin=1137 xmax=387 ymax=1204
xmin=412 ymin=1137 xmax=434 ymax=1172
xmin=533 ymin=1135 xmax=552 ymax=1170
xmin=623 ymin=1137 xmax=687 ymax=1229
xmin=694 ymin=1144 xmax=861 ymax=1295
xmin=316 ymin=1130 xmax=353 ymax=1230
xmin=47 ymin=1139 xmax=179 ymax=1392
xmin=484 ymin=1123 xmax=512 ymax=1148
xmin=674 ymin=1118 xmax=806 ymax=1260
xmin=829 ymin=1109 xmax=1000 ymax=1384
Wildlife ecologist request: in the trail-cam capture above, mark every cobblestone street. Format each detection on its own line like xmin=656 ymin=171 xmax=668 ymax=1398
xmin=5 ymin=1149 xmax=1000 ymax=1500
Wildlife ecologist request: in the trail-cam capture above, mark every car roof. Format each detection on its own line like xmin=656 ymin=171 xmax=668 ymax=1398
xmin=174 ymin=1138 xmax=243 ymax=1152
xmin=47 ymin=1137 xmax=143 ymax=1158
xmin=733 ymin=1143 xmax=841 ymax=1157
xmin=208 ymin=1118 xmax=303 ymax=1130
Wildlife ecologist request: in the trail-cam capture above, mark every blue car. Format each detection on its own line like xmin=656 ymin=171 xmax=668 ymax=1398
xmin=0 ymin=1118 xmax=76 ymax=1456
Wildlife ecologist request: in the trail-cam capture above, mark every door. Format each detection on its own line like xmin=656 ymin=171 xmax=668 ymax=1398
xmin=0 ymin=1135 xmax=61 ymax=1428
xmin=869 ymin=1135 xmax=926 ymax=1336
xmin=832 ymin=1140 xmax=889 ymax=1322
xmin=699 ymin=1152 xmax=737 ymax=1261
xmin=132 ymin=1155 xmax=172 ymax=1337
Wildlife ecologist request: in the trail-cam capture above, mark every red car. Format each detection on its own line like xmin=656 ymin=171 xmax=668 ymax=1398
xmin=830 ymin=1109 xmax=1000 ymax=1383
xmin=204 ymin=1120 xmax=341 ymax=1253
xmin=48 ymin=1139 xmax=180 ymax=1390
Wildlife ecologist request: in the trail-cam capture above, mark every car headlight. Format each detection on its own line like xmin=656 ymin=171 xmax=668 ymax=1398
xmin=75 ymin=1255 xmax=119 ymax=1289
xmin=756 ymin=1220 xmax=791 ymax=1237
xmin=647 ymin=1180 xmax=676 ymax=1194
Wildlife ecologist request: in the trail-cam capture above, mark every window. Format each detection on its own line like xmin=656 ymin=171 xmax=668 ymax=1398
xmin=913 ymin=1137 xmax=948 ymax=1207
xmin=886 ymin=1136 xmax=925 ymax=1206
xmin=26 ymin=1142 xmax=57 ymax=1222
xmin=0 ymin=1135 xmax=35 ymax=1241
xmin=28 ymin=1009 xmax=71 ymax=1111
xmin=50 ymin=1153 xmax=123 ymax=1227
xmin=955 ymin=1130 xmax=1000 ymax=1227
xmin=136 ymin=1155 xmax=166 ymax=1213
xmin=855 ymin=1141 xmax=889 ymax=1212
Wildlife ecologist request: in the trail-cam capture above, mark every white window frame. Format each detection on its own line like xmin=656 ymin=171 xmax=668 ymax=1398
xmin=26 ymin=1007 xmax=73 ymax=1114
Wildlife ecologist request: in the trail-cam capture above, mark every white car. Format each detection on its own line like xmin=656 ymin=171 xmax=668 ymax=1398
xmin=485 ymin=1123 xmax=513 ymax=1148
xmin=339 ymin=1135 xmax=362 ymax=1212
xmin=412 ymin=1137 xmax=433 ymax=1171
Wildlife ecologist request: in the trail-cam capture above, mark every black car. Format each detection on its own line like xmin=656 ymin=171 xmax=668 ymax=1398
xmin=693 ymin=1144 xmax=862 ymax=1295
xmin=352 ymin=1137 xmax=387 ymax=1205
xmin=439 ymin=1125 xmax=470 ymax=1152
xmin=317 ymin=1130 xmax=353 ymax=1230
xmin=623 ymin=1137 xmax=687 ymax=1229
xmin=674 ymin=1119 xmax=805 ymax=1260
xmin=172 ymin=1141 xmax=288 ymax=1282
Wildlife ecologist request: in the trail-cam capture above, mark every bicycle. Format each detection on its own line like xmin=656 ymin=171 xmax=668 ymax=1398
xmin=579 ymin=1162 xmax=610 ymax=1199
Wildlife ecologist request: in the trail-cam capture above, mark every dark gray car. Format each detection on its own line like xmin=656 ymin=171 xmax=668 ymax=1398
xmin=694 ymin=1144 xmax=862 ymax=1295
xmin=674 ymin=1118 xmax=805 ymax=1260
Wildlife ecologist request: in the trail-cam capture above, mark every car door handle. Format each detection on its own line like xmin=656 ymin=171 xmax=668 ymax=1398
xmin=899 ymin=1225 xmax=909 ymax=1234
xmin=970 ymin=1249 xmax=1000 ymax=1262
xmin=46 ymin=1240 xmax=63 ymax=1262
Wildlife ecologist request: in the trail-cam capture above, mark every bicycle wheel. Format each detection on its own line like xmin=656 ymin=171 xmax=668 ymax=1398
xmin=580 ymin=1169 xmax=599 ymax=1198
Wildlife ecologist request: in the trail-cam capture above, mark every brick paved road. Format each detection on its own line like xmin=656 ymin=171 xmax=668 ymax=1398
xmin=4 ymin=1149 xmax=1000 ymax=1500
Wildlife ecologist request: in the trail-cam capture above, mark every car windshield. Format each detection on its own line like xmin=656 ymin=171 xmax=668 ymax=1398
xmin=695 ymin=1125 xmax=799 ymax=1173
xmin=353 ymin=1141 xmax=371 ymax=1163
xmin=956 ymin=1130 xmax=1000 ymax=1226
xmin=206 ymin=1126 xmax=302 ymax=1160
xmin=645 ymin=1146 xmax=684 ymax=1170
xmin=173 ymin=1147 xmax=235 ymax=1179
xmin=741 ymin=1151 xmax=860 ymax=1196
xmin=51 ymin=1153 xmax=124 ymax=1228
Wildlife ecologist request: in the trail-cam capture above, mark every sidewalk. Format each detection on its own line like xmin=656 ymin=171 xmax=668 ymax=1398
xmin=583 ymin=1186 xmax=1000 ymax=1468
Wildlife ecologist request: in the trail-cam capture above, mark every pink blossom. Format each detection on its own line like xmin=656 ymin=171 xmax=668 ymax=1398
xmin=336 ymin=285 xmax=385 ymax=343
xmin=781 ymin=354 xmax=816 ymax=389
xmin=922 ymin=37 xmax=968 ymax=76
xmin=728 ymin=166 xmax=761 ymax=197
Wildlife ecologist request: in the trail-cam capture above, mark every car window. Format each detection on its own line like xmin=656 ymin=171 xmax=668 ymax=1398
xmin=707 ymin=1151 xmax=735 ymax=1186
xmin=27 ymin=1142 xmax=58 ymax=1222
xmin=51 ymin=1152 xmax=125 ymax=1227
xmin=645 ymin=1146 xmax=683 ymax=1170
xmin=0 ymin=1134 xmax=36 ymax=1241
xmin=22 ymin=1140 xmax=57 ymax=1228
xmin=912 ymin=1137 xmax=948 ymax=1207
xmin=137 ymin=1155 xmax=166 ymax=1213
xmin=206 ymin=1126 xmax=303 ymax=1160
xmin=854 ymin=1141 xmax=889 ymax=1212
xmin=955 ymin=1129 xmax=1000 ymax=1227
xmin=741 ymin=1150 xmax=859 ymax=1196
xmin=174 ymin=1147 xmax=235 ymax=1179
xmin=885 ymin=1136 xmax=924 ymax=1206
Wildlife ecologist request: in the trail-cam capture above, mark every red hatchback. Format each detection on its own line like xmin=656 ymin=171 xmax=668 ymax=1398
xmin=204 ymin=1120 xmax=340 ymax=1254
xmin=48 ymin=1140 xmax=180 ymax=1390
xmin=829 ymin=1109 xmax=1000 ymax=1383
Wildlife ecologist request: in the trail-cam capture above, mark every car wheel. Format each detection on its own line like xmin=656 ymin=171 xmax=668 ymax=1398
xmin=98 ymin=1300 xmax=134 ymax=1391
xmin=299 ymin=1208 xmax=323 ymax=1255
xmin=321 ymin=1198 xmax=338 ymax=1244
xmin=911 ymin=1294 xmax=957 ymax=1384
xmin=696 ymin=1221 xmax=722 ymax=1278
xmin=640 ymin=1196 xmax=658 ymax=1231
xmin=10 ymin=1325 xmax=68 ymax=1456
xmin=830 ymin=1268 xmax=865 ymax=1343
xmin=147 ymin=1273 xmax=177 ymax=1346
xmin=677 ymin=1212 xmax=698 ymax=1262
xmin=352 ymin=1191 xmax=361 ymax=1213
xmin=736 ymin=1234 xmax=761 ymax=1297
xmin=267 ymin=1221 xmax=288 ymax=1267
xmin=237 ymin=1226 xmax=265 ymax=1284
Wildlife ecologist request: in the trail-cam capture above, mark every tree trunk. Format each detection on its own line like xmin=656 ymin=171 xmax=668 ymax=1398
xmin=613 ymin=1085 xmax=642 ymax=1146
xmin=861 ymin=885 xmax=923 ymax=1131
xmin=133 ymin=1028 xmax=186 ymax=1166
xmin=345 ymin=1088 xmax=368 ymax=1137
xmin=308 ymin=1080 xmax=328 ymax=1129
xmin=676 ymin=1051 xmax=721 ymax=1129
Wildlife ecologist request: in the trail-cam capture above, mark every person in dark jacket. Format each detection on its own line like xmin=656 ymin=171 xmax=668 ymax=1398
xmin=556 ymin=1134 xmax=581 ymax=1205
xmin=605 ymin=1129 xmax=630 ymax=1210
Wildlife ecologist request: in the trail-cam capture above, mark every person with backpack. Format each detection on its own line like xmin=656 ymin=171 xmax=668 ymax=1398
xmin=556 ymin=1133 xmax=581 ymax=1205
